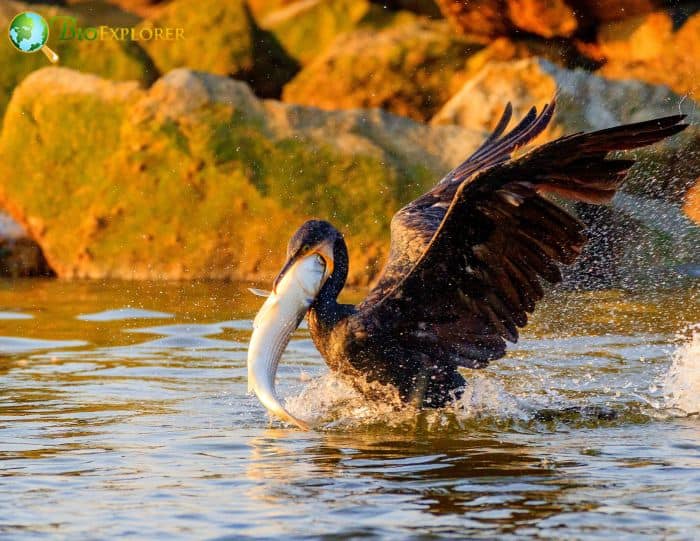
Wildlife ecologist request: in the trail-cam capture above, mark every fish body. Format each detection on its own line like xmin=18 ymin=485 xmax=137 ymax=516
xmin=247 ymin=254 xmax=326 ymax=429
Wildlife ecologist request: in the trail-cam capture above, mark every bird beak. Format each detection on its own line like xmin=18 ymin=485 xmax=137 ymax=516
xmin=272 ymin=239 xmax=335 ymax=295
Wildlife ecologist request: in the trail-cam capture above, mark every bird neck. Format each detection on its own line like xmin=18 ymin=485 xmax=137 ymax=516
xmin=311 ymin=236 xmax=349 ymax=329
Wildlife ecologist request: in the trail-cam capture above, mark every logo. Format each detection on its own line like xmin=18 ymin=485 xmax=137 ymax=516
xmin=8 ymin=11 xmax=59 ymax=63
xmin=8 ymin=11 xmax=184 ymax=64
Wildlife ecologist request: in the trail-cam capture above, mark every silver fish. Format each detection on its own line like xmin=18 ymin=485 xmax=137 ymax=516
xmin=247 ymin=254 xmax=326 ymax=430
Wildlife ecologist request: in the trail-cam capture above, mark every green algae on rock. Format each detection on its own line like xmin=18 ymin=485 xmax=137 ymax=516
xmin=137 ymin=0 xmax=298 ymax=98
xmin=258 ymin=0 xmax=370 ymax=66
xmin=282 ymin=18 xmax=485 ymax=122
xmin=0 ymin=67 xmax=482 ymax=283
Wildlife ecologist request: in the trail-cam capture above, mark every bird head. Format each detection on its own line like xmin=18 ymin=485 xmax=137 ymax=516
xmin=272 ymin=220 xmax=340 ymax=296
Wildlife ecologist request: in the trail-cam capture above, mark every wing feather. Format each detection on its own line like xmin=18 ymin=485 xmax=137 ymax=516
xmin=356 ymin=107 xmax=687 ymax=378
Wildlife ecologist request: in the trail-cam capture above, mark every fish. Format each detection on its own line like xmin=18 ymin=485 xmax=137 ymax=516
xmin=247 ymin=254 xmax=327 ymax=430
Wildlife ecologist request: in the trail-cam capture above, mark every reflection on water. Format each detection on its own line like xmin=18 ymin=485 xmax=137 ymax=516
xmin=76 ymin=308 xmax=174 ymax=322
xmin=0 ymin=279 xmax=699 ymax=539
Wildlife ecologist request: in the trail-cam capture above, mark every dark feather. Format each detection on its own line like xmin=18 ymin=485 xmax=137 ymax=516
xmin=349 ymin=102 xmax=687 ymax=406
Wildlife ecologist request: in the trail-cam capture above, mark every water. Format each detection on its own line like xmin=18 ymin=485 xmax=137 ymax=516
xmin=1 ymin=279 xmax=699 ymax=539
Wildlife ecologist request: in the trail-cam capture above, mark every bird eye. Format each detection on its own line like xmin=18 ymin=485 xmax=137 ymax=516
xmin=302 ymin=244 xmax=311 ymax=252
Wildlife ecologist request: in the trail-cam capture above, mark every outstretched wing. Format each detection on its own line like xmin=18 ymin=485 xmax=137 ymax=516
xmin=357 ymin=112 xmax=687 ymax=375
xmin=364 ymin=102 xmax=555 ymax=305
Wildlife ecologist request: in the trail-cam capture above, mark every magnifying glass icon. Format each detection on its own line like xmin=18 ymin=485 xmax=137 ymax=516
xmin=8 ymin=11 xmax=59 ymax=63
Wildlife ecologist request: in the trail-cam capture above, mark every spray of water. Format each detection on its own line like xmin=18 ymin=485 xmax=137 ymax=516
xmin=278 ymin=326 xmax=700 ymax=430
xmin=662 ymin=325 xmax=700 ymax=416
xmin=282 ymin=369 xmax=528 ymax=430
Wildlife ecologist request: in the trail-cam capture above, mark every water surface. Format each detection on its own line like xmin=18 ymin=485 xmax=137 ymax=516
xmin=1 ymin=279 xmax=699 ymax=539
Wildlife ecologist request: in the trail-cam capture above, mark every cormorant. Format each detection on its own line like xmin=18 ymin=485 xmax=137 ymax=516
xmin=247 ymin=101 xmax=688 ymax=429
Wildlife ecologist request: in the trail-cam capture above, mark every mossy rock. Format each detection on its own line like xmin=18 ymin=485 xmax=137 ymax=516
xmin=282 ymin=18 xmax=485 ymax=122
xmin=259 ymin=0 xmax=370 ymax=66
xmin=137 ymin=0 xmax=298 ymax=98
xmin=0 ymin=67 xmax=482 ymax=283
xmin=0 ymin=1 xmax=157 ymax=118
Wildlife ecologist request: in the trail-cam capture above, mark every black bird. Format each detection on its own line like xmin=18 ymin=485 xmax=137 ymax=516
xmin=247 ymin=101 xmax=687 ymax=429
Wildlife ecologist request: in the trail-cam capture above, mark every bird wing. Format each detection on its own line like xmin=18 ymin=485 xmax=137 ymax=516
xmin=357 ymin=110 xmax=687 ymax=371
xmin=362 ymin=101 xmax=556 ymax=306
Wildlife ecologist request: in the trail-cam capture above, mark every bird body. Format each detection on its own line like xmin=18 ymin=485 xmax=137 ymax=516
xmin=247 ymin=100 xmax=688 ymax=429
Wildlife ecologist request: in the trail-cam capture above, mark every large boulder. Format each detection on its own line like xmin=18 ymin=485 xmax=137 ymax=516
xmin=258 ymin=0 xmax=370 ymax=66
xmin=431 ymin=57 xmax=696 ymax=136
xmin=0 ymin=67 xmax=483 ymax=283
xmin=136 ymin=0 xmax=298 ymax=97
xmin=598 ymin=11 xmax=700 ymax=98
xmin=282 ymin=18 xmax=485 ymax=121
xmin=506 ymin=0 xmax=577 ymax=38
xmin=0 ymin=1 xmax=157 ymax=117
xmin=433 ymin=57 xmax=700 ymax=287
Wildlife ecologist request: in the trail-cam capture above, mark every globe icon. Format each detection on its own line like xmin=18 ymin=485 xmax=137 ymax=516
xmin=9 ymin=11 xmax=49 ymax=52
xmin=8 ymin=11 xmax=58 ymax=62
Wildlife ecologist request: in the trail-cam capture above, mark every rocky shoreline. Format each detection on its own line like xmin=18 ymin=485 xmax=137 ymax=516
xmin=0 ymin=0 xmax=697 ymax=288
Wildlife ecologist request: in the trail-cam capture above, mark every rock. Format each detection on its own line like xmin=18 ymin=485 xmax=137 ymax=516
xmin=435 ymin=0 xmax=662 ymax=38
xmin=434 ymin=0 xmax=509 ymax=38
xmin=94 ymin=0 xmax=170 ymax=18
xmin=432 ymin=57 xmax=698 ymax=138
xmin=685 ymin=179 xmax=700 ymax=225
xmin=258 ymin=0 xmax=370 ymax=66
xmin=247 ymin=0 xmax=297 ymax=18
xmin=598 ymin=12 xmax=700 ymax=98
xmin=506 ymin=0 xmax=577 ymax=38
xmin=0 ymin=1 xmax=157 ymax=117
xmin=136 ymin=0 xmax=298 ymax=98
xmin=0 ymin=212 xmax=26 ymax=241
xmin=0 ymin=212 xmax=52 ymax=277
xmin=432 ymin=57 xmax=557 ymax=133
xmin=597 ymin=11 xmax=673 ymax=62
xmin=578 ymin=0 xmax=660 ymax=24
xmin=433 ymin=57 xmax=700 ymax=288
xmin=370 ymin=0 xmax=443 ymax=18
xmin=433 ymin=57 xmax=700 ymax=205
xmin=0 ymin=67 xmax=483 ymax=283
xmin=450 ymin=35 xmax=598 ymax=76
xmin=282 ymin=19 xmax=485 ymax=121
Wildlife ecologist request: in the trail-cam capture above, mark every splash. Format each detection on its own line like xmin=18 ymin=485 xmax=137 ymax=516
xmin=283 ymin=373 xmax=412 ymax=430
xmin=282 ymin=370 xmax=527 ymax=430
xmin=662 ymin=325 xmax=700 ymax=416
xmin=447 ymin=371 xmax=525 ymax=420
